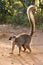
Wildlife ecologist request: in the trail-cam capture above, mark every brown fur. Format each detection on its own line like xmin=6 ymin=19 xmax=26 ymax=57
xmin=9 ymin=5 xmax=36 ymax=55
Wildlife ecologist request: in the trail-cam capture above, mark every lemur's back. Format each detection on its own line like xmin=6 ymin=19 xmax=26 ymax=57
xmin=15 ymin=34 xmax=31 ymax=45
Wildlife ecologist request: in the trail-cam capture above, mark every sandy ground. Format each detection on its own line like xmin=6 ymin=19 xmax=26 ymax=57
xmin=0 ymin=25 xmax=43 ymax=65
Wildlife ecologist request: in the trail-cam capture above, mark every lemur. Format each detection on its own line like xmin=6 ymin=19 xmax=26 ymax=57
xmin=9 ymin=5 xmax=36 ymax=55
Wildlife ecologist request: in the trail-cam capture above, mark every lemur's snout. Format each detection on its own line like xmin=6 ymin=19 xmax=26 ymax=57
xmin=9 ymin=36 xmax=16 ymax=40
xmin=9 ymin=37 xmax=12 ymax=40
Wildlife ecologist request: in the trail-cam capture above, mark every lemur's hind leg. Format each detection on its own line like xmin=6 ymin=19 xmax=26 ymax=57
xmin=26 ymin=45 xmax=31 ymax=53
xmin=22 ymin=44 xmax=26 ymax=52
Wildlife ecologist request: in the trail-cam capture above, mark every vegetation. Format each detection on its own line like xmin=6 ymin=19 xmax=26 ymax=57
xmin=0 ymin=0 xmax=43 ymax=29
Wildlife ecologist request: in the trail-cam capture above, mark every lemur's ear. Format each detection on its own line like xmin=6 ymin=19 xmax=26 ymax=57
xmin=12 ymin=36 xmax=16 ymax=38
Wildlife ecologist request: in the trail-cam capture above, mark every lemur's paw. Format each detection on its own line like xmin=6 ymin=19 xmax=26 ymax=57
xmin=9 ymin=52 xmax=13 ymax=54
xmin=18 ymin=54 xmax=20 ymax=56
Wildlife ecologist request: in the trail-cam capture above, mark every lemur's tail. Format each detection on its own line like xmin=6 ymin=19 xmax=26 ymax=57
xmin=9 ymin=35 xmax=16 ymax=40
xmin=27 ymin=5 xmax=36 ymax=37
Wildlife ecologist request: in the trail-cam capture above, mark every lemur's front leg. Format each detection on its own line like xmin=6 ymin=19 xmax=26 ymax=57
xmin=10 ymin=41 xmax=15 ymax=54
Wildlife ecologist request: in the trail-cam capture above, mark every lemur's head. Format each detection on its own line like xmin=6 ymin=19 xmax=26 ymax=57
xmin=9 ymin=35 xmax=16 ymax=40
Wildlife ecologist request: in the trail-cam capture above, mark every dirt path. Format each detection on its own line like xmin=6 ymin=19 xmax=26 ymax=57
xmin=0 ymin=25 xmax=43 ymax=65
xmin=0 ymin=42 xmax=43 ymax=65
